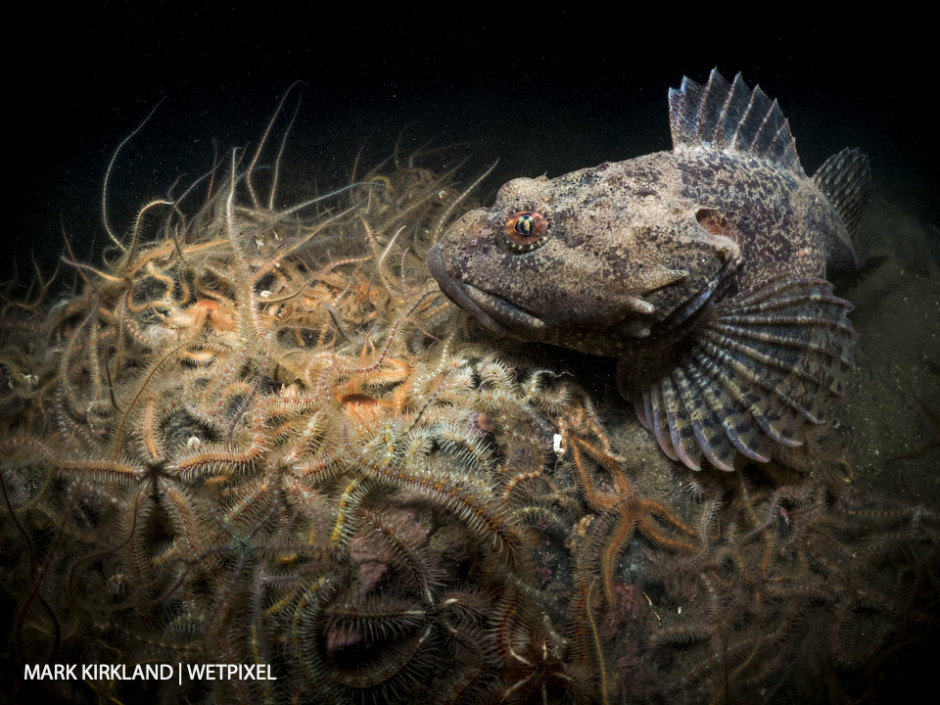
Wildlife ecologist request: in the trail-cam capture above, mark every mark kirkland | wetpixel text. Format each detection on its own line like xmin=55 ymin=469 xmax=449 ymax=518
xmin=24 ymin=663 xmax=277 ymax=682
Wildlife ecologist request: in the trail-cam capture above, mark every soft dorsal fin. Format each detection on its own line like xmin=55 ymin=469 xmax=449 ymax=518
xmin=669 ymin=69 xmax=804 ymax=176
xmin=813 ymin=147 xmax=872 ymax=236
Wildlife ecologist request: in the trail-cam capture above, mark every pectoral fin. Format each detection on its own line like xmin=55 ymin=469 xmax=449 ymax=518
xmin=618 ymin=276 xmax=855 ymax=471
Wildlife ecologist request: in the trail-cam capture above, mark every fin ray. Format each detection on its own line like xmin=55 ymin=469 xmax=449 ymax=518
xmin=619 ymin=276 xmax=854 ymax=471
xmin=669 ymin=69 xmax=803 ymax=175
xmin=813 ymin=147 xmax=872 ymax=236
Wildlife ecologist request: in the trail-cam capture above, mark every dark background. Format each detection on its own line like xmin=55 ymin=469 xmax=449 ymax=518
xmin=7 ymin=2 xmax=937 ymax=286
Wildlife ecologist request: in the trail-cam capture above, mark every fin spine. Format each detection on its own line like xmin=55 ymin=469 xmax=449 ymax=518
xmin=669 ymin=69 xmax=803 ymax=175
xmin=813 ymin=147 xmax=872 ymax=236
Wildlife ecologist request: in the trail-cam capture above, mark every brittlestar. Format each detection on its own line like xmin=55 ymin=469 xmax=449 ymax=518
xmin=566 ymin=433 xmax=697 ymax=604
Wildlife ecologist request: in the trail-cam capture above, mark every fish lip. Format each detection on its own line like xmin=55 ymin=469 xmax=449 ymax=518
xmin=426 ymin=246 xmax=546 ymax=340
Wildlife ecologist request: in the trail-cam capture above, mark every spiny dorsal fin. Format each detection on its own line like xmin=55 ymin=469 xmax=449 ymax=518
xmin=813 ymin=147 xmax=872 ymax=236
xmin=669 ymin=69 xmax=804 ymax=176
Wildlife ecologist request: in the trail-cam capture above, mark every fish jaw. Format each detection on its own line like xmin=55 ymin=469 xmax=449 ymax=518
xmin=427 ymin=236 xmax=665 ymax=353
xmin=427 ymin=245 xmax=546 ymax=340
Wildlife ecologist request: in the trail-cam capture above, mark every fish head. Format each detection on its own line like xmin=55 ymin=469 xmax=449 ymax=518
xmin=427 ymin=157 xmax=741 ymax=356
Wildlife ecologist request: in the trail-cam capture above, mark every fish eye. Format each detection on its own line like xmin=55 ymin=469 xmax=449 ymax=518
xmin=503 ymin=210 xmax=549 ymax=252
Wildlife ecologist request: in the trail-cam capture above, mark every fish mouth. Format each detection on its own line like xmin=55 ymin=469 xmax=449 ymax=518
xmin=426 ymin=247 xmax=546 ymax=340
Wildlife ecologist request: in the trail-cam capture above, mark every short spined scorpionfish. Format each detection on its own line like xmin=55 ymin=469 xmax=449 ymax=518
xmin=427 ymin=70 xmax=870 ymax=471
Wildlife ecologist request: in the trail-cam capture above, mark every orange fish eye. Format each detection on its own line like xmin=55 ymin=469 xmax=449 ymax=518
xmin=503 ymin=210 xmax=549 ymax=251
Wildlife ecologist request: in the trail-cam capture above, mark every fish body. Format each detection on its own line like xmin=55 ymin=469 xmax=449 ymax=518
xmin=427 ymin=71 xmax=870 ymax=471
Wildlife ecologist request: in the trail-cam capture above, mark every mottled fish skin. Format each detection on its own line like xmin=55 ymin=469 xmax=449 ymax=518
xmin=427 ymin=70 xmax=870 ymax=471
